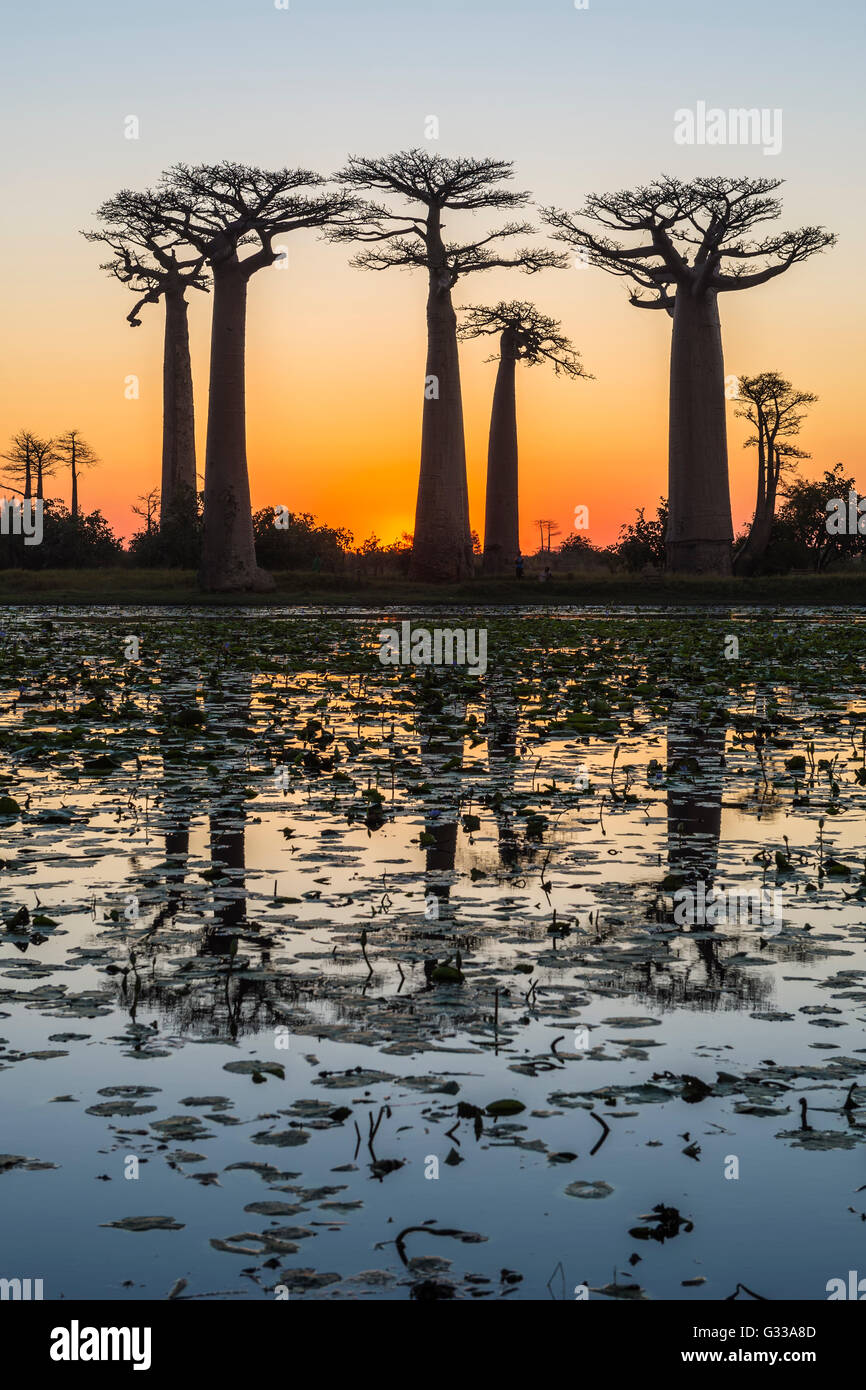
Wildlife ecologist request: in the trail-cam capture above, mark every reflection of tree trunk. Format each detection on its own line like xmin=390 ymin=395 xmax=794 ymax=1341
xmin=156 ymin=675 xmax=200 ymax=927
xmin=205 ymin=670 xmax=251 ymax=949
xmin=165 ymin=826 xmax=189 ymax=857
xmin=200 ymin=258 xmax=273 ymax=592
xmin=482 ymin=330 xmax=519 ymax=576
xmin=666 ymin=703 xmax=725 ymax=886
xmin=484 ymin=682 xmax=519 ymax=866
xmin=666 ymin=289 xmax=733 ymax=575
xmin=209 ymin=801 xmax=246 ymax=939
xmin=416 ymin=679 xmax=467 ymax=925
xmin=666 ymin=704 xmax=727 ymax=981
xmin=161 ymin=288 xmax=197 ymax=530
xmin=160 ymin=821 xmax=190 ymax=922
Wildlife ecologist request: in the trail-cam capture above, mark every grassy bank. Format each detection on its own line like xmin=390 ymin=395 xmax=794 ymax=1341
xmin=1 ymin=566 xmax=866 ymax=608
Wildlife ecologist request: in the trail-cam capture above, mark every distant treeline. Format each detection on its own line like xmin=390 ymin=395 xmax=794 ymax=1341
xmin=1 ymin=463 xmax=863 ymax=577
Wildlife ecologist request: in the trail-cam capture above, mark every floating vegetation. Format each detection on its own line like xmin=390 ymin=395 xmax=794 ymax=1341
xmin=2 ymin=609 xmax=866 ymax=1299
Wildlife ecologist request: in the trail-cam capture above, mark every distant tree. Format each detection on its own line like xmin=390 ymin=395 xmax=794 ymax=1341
xmin=85 ymin=191 xmax=208 ymax=532
xmin=557 ymin=533 xmax=600 ymax=566
xmin=460 ymin=302 xmax=589 ymax=574
xmin=0 ymin=501 xmax=122 ymax=570
xmin=1 ymin=430 xmax=34 ymax=498
xmin=252 ymin=508 xmax=352 ymax=572
xmin=775 ymin=464 xmax=864 ymax=570
xmin=544 ymin=178 xmax=835 ymax=575
xmin=330 ymin=151 xmax=566 ymax=582
xmin=54 ymin=430 xmax=98 ymax=519
xmin=132 ymin=488 xmax=161 ymax=536
xmin=151 ymin=162 xmax=359 ymax=592
xmin=128 ymin=488 xmax=203 ymax=569
xmin=533 ymin=518 xmax=560 ymax=552
xmin=1 ymin=431 xmax=57 ymax=500
xmin=614 ymin=499 xmax=669 ymax=571
xmin=733 ymin=372 xmax=817 ymax=574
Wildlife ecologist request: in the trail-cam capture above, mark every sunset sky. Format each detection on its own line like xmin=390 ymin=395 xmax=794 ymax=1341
xmin=1 ymin=0 xmax=863 ymax=550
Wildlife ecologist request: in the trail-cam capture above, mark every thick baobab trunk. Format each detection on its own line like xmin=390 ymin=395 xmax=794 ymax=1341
xmin=160 ymin=289 xmax=197 ymax=529
xmin=200 ymin=259 xmax=273 ymax=591
xmin=409 ymin=274 xmax=474 ymax=583
xmin=482 ymin=329 xmax=519 ymax=576
xmin=71 ymin=451 xmax=78 ymax=520
xmin=666 ymin=288 xmax=733 ymax=575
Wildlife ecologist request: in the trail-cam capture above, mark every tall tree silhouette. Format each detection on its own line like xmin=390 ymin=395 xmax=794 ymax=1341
xmin=331 ymin=151 xmax=566 ymax=582
xmin=153 ymin=163 xmax=358 ymax=591
xmin=459 ymin=302 xmax=589 ymax=575
xmin=55 ymin=430 xmax=98 ymax=519
xmin=86 ymin=192 xmax=208 ymax=533
xmin=733 ymin=372 xmax=816 ymax=575
xmin=543 ymin=178 xmax=834 ymax=574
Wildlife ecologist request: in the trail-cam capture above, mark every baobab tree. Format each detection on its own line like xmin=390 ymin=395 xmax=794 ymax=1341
xmin=533 ymin=519 xmax=558 ymax=552
xmin=147 ymin=163 xmax=359 ymax=591
xmin=330 ymin=151 xmax=567 ymax=582
xmin=459 ymin=302 xmax=588 ymax=574
xmin=2 ymin=431 xmax=57 ymax=499
xmin=85 ymin=191 xmax=208 ymax=533
xmin=543 ymin=178 xmax=835 ymax=574
xmin=733 ymin=372 xmax=816 ymax=574
xmin=55 ymin=430 xmax=98 ymax=519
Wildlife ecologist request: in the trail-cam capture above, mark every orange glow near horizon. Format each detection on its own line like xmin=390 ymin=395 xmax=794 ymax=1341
xmin=2 ymin=0 xmax=862 ymax=563
xmin=3 ymin=231 xmax=858 ymax=558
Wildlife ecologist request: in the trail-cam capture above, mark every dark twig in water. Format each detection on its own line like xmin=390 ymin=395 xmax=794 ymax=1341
xmin=589 ymin=1110 xmax=611 ymax=1155
xmin=360 ymin=928 xmax=373 ymax=976
xmin=725 ymin=1282 xmax=769 ymax=1301
xmin=391 ymin=1225 xmax=480 ymax=1268
xmin=546 ymin=1261 xmax=566 ymax=1301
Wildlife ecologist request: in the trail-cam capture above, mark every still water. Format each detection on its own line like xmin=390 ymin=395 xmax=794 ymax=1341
xmin=1 ymin=608 xmax=865 ymax=1300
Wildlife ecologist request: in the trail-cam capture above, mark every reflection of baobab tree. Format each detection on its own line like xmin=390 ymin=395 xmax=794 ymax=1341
xmin=204 ymin=669 xmax=253 ymax=953
xmin=615 ymin=937 xmax=773 ymax=1014
xmin=108 ymin=662 xmax=298 ymax=1038
xmin=151 ymin=662 xmax=206 ymax=927
xmin=659 ymin=701 xmax=769 ymax=1006
xmin=666 ymin=702 xmax=725 ymax=888
xmin=414 ymin=674 xmax=467 ymax=929
xmin=482 ymin=679 xmax=522 ymax=868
